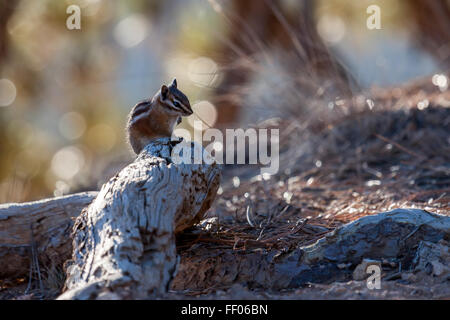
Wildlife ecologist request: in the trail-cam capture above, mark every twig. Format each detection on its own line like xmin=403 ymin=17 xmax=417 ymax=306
xmin=374 ymin=133 xmax=424 ymax=159
xmin=246 ymin=202 xmax=256 ymax=228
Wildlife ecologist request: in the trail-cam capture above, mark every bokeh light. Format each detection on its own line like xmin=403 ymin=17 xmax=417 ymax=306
xmin=51 ymin=146 xmax=85 ymax=180
xmin=0 ymin=79 xmax=17 ymax=107
xmin=232 ymin=176 xmax=240 ymax=188
xmin=53 ymin=180 xmax=70 ymax=197
xmin=317 ymin=14 xmax=346 ymax=44
xmin=77 ymin=0 xmax=103 ymax=17
xmin=417 ymin=99 xmax=429 ymax=110
xmin=432 ymin=74 xmax=448 ymax=91
xmin=187 ymin=100 xmax=218 ymax=129
xmin=213 ymin=141 xmax=223 ymax=152
xmin=59 ymin=112 xmax=87 ymax=140
xmin=114 ymin=14 xmax=150 ymax=48
xmin=188 ymin=57 xmax=221 ymax=87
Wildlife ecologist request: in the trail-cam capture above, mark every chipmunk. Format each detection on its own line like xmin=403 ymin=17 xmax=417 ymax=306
xmin=126 ymin=79 xmax=193 ymax=154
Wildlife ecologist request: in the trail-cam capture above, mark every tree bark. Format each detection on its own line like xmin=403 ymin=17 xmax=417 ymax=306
xmin=0 ymin=192 xmax=97 ymax=279
xmin=0 ymin=0 xmax=19 ymax=67
xmin=57 ymin=138 xmax=221 ymax=300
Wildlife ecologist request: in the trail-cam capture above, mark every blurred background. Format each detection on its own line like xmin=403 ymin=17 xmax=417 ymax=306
xmin=0 ymin=0 xmax=449 ymax=203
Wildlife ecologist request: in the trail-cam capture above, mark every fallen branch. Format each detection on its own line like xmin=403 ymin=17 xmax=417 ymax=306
xmin=0 ymin=192 xmax=97 ymax=279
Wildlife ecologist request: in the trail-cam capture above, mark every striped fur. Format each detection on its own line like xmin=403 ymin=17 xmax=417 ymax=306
xmin=160 ymin=80 xmax=193 ymax=116
xmin=130 ymin=100 xmax=151 ymax=118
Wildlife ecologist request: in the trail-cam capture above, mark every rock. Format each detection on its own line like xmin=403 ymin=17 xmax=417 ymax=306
xmin=353 ymin=259 xmax=382 ymax=281
xmin=401 ymin=272 xmax=416 ymax=282
xmin=412 ymin=240 xmax=450 ymax=278
xmin=428 ymin=261 xmax=447 ymax=277
xmin=337 ymin=263 xmax=352 ymax=269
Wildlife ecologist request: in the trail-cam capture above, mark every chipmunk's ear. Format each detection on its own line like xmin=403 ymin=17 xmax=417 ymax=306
xmin=171 ymin=78 xmax=177 ymax=88
xmin=161 ymin=85 xmax=169 ymax=100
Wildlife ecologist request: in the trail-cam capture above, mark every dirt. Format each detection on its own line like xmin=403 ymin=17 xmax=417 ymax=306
xmin=168 ymin=276 xmax=450 ymax=300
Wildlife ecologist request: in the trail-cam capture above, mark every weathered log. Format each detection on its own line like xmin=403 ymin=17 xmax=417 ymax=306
xmin=172 ymin=209 xmax=450 ymax=290
xmin=0 ymin=192 xmax=97 ymax=279
xmin=57 ymin=138 xmax=220 ymax=300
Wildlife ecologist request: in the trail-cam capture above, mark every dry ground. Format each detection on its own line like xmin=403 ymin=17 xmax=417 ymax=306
xmin=1 ymin=76 xmax=449 ymax=300
xmin=171 ymin=75 xmax=450 ymax=299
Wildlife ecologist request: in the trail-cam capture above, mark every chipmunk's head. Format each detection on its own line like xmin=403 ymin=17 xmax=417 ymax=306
xmin=156 ymin=78 xmax=193 ymax=116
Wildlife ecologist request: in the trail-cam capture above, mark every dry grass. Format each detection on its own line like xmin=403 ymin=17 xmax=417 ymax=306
xmin=0 ymin=260 xmax=66 ymax=300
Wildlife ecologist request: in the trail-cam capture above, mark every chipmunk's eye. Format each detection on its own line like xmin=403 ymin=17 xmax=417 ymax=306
xmin=174 ymin=101 xmax=180 ymax=108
